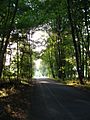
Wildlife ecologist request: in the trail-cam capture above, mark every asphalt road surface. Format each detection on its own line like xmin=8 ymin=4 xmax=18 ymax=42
xmin=29 ymin=78 xmax=90 ymax=120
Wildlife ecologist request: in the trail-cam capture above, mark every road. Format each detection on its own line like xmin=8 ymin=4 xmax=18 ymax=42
xmin=29 ymin=78 xmax=90 ymax=120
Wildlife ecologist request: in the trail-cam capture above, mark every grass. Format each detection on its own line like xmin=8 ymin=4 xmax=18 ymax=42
xmin=62 ymin=79 xmax=90 ymax=92
xmin=53 ymin=78 xmax=90 ymax=91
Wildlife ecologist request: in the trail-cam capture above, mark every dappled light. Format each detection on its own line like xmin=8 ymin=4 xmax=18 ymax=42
xmin=0 ymin=87 xmax=16 ymax=98
xmin=1 ymin=0 xmax=90 ymax=84
xmin=0 ymin=0 xmax=90 ymax=119
xmin=65 ymin=80 xmax=80 ymax=86
xmin=5 ymin=104 xmax=27 ymax=119
xmin=30 ymin=78 xmax=90 ymax=120
xmin=38 ymin=80 xmax=50 ymax=84
xmin=0 ymin=83 xmax=31 ymax=120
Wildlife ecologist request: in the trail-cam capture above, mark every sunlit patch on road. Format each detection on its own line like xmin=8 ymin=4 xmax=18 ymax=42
xmin=39 ymin=80 xmax=50 ymax=84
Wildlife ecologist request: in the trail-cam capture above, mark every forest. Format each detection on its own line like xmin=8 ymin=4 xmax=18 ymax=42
xmin=0 ymin=0 xmax=90 ymax=120
xmin=0 ymin=0 xmax=90 ymax=85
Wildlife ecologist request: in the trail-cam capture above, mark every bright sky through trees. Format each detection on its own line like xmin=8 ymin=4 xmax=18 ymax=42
xmin=34 ymin=59 xmax=42 ymax=78
xmin=5 ymin=43 xmax=17 ymax=66
xmin=32 ymin=30 xmax=49 ymax=77
xmin=31 ymin=30 xmax=49 ymax=53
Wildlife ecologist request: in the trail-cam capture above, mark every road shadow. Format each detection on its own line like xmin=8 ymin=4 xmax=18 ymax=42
xmin=0 ymin=83 xmax=32 ymax=120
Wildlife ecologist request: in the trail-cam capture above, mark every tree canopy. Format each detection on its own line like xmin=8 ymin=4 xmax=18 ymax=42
xmin=0 ymin=0 xmax=90 ymax=84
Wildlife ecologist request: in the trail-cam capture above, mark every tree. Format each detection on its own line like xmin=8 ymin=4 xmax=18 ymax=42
xmin=0 ymin=0 xmax=90 ymax=84
xmin=0 ymin=0 xmax=19 ymax=78
xmin=67 ymin=0 xmax=90 ymax=84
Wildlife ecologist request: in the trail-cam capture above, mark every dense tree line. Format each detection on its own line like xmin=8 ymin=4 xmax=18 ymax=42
xmin=41 ymin=0 xmax=90 ymax=84
xmin=0 ymin=0 xmax=90 ymax=84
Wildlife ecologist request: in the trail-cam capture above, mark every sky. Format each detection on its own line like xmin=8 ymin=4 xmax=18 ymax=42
xmin=5 ymin=30 xmax=49 ymax=77
xmin=31 ymin=30 xmax=49 ymax=77
xmin=30 ymin=30 xmax=49 ymax=53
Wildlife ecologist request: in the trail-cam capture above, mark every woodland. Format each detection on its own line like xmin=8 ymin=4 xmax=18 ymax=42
xmin=0 ymin=0 xmax=90 ymax=85
xmin=0 ymin=0 xmax=90 ymax=119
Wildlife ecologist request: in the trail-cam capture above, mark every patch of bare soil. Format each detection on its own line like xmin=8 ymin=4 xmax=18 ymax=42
xmin=0 ymin=83 xmax=32 ymax=120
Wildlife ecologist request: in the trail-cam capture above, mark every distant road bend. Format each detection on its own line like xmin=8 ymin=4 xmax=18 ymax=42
xmin=29 ymin=78 xmax=90 ymax=120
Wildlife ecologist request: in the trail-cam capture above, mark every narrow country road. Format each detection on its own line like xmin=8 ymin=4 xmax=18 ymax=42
xmin=29 ymin=78 xmax=90 ymax=120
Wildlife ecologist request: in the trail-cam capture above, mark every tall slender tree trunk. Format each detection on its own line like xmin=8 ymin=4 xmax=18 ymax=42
xmin=67 ymin=0 xmax=84 ymax=84
xmin=84 ymin=0 xmax=90 ymax=79
xmin=48 ymin=50 xmax=55 ymax=78
xmin=17 ymin=37 xmax=19 ymax=80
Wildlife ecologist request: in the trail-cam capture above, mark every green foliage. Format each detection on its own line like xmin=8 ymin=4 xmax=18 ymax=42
xmin=0 ymin=0 xmax=90 ymax=83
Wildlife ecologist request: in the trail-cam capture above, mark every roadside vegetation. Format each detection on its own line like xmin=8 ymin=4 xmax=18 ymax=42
xmin=0 ymin=0 xmax=90 ymax=119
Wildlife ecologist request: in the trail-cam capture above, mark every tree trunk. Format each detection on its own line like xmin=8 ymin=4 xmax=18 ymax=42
xmin=84 ymin=0 xmax=90 ymax=79
xmin=0 ymin=0 xmax=19 ymax=78
xmin=48 ymin=51 xmax=55 ymax=78
xmin=17 ymin=38 xmax=19 ymax=80
xmin=67 ymin=0 xmax=84 ymax=84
